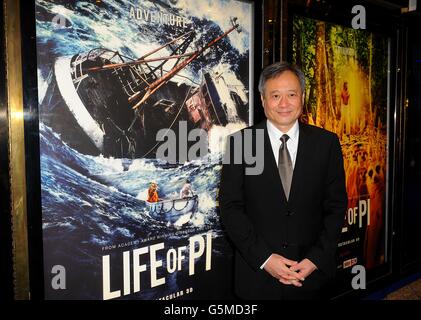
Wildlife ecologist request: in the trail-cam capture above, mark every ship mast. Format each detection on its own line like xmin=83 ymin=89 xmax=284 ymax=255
xmin=87 ymin=31 xmax=195 ymax=72
xmin=131 ymin=18 xmax=240 ymax=110
xmin=87 ymin=18 xmax=241 ymax=110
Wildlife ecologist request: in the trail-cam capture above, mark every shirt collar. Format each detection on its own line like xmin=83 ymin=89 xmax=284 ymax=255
xmin=266 ymin=119 xmax=299 ymax=142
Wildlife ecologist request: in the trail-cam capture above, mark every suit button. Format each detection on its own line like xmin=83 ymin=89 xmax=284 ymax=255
xmin=286 ymin=210 xmax=294 ymax=216
xmin=282 ymin=242 xmax=289 ymax=248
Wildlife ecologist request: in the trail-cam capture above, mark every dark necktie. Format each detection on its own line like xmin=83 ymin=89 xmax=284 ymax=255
xmin=278 ymin=134 xmax=293 ymax=200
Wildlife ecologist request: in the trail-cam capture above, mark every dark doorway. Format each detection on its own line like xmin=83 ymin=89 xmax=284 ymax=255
xmin=402 ymin=16 xmax=421 ymax=271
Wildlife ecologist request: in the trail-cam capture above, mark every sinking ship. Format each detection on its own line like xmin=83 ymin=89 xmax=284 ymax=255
xmin=40 ymin=18 xmax=248 ymax=159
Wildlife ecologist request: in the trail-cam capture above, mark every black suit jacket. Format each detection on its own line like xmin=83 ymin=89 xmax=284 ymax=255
xmin=219 ymin=120 xmax=348 ymax=300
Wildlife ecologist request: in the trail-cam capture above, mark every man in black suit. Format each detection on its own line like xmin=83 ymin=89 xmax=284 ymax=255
xmin=219 ymin=62 xmax=348 ymax=300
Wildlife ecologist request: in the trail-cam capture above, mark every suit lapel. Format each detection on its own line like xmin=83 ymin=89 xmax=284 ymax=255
xmin=261 ymin=121 xmax=278 ymax=173
xmin=288 ymin=122 xmax=312 ymax=204
xmin=259 ymin=121 xmax=288 ymax=202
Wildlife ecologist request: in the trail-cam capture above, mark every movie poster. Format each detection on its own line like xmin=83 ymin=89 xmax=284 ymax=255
xmin=292 ymin=16 xmax=389 ymax=271
xmin=36 ymin=0 xmax=253 ymax=299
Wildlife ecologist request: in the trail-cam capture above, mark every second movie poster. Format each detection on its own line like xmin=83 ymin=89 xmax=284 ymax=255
xmin=292 ymin=16 xmax=389 ymax=273
xmin=36 ymin=0 xmax=253 ymax=299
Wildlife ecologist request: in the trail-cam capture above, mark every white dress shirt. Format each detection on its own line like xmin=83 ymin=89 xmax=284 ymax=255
xmin=260 ymin=119 xmax=300 ymax=269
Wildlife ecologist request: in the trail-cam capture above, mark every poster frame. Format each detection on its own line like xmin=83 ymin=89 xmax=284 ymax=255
xmin=19 ymin=0 xmax=262 ymax=300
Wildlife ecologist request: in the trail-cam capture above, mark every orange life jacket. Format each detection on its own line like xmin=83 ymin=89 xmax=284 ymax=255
xmin=147 ymin=189 xmax=159 ymax=202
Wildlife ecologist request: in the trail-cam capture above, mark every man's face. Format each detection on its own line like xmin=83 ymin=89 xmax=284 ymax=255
xmin=260 ymin=71 xmax=304 ymax=132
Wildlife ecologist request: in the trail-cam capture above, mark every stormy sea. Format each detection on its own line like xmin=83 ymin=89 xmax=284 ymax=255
xmin=40 ymin=122 xmax=233 ymax=300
